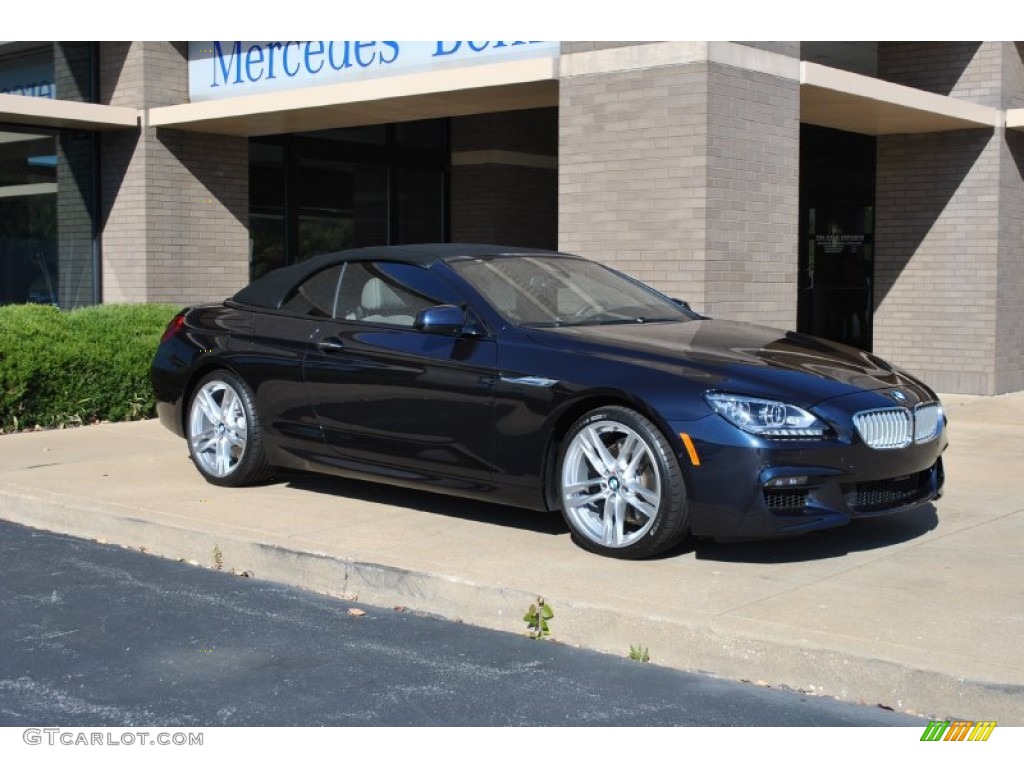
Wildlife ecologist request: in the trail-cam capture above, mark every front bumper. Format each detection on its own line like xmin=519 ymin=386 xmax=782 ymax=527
xmin=672 ymin=396 xmax=948 ymax=539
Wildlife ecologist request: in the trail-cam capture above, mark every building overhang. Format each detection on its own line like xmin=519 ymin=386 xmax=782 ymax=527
xmin=1007 ymin=108 xmax=1024 ymax=132
xmin=0 ymin=93 xmax=138 ymax=131
xmin=800 ymin=62 xmax=1001 ymax=135
xmin=147 ymin=57 xmax=559 ymax=136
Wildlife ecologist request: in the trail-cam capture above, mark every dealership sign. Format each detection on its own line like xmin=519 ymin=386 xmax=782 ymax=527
xmin=188 ymin=41 xmax=559 ymax=102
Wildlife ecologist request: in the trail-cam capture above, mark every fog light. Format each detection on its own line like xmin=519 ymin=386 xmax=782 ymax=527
xmin=766 ymin=476 xmax=809 ymax=488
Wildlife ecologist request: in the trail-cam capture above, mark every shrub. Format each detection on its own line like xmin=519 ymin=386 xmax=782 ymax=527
xmin=0 ymin=303 xmax=182 ymax=431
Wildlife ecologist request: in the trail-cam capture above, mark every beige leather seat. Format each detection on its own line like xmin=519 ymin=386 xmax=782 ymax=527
xmin=356 ymin=277 xmax=415 ymax=326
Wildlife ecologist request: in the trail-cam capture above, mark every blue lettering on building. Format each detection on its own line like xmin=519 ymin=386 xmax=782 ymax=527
xmin=213 ymin=41 xmax=243 ymax=86
xmin=245 ymin=44 xmax=264 ymax=82
xmin=304 ymin=41 xmax=325 ymax=74
xmin=433 ymin=41 xmax=539 ymax=56
xmin=282 ymin=41 xmax=300 ymax=77
xmin=210 ymin=40 xmax=404 ymax=88
xmin=206 ymin=41 xmax=546 ymax=90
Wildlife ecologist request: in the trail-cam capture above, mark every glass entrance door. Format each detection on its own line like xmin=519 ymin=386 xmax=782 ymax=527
xmin=798 ymin=125 xmax=876 ymax=350
xmin=799 ymin=204 xmax=874 ymax=350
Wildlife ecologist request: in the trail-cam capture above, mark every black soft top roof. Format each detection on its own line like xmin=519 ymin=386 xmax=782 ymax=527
xmin=232 ymin=243 xmax=565 ymax=309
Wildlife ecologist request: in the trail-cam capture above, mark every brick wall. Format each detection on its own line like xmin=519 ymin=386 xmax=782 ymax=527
xmin=100 ymin=129 xmax=147 ymax=303
xmin=560 ymin=61 xmax=710 ymax=307
xmin=146 ymin=130 xmax=249 ymax=303
xmin=1005 ymin=42 xmax=1024 ymax=107
xmin=559 ymin=43 xmax=799 ymax=321
xmin=878 ymin=42 xmax=1003 ymax=107
xmin=54 ymin=43 xmax=97 ymax=309
xmin=875 ymin=130 xmax=999 ymax=393
xmin=738 ymin=42 xmax=800 ymax=58
xmin=451 ymin=109 xmax=557 ymax=249
xmin=705 ymin=63 xmax=799 ymax=326
xmin=98 ymin=41 xmax=249 ymax=304
xmin=997 ymin=129 xmax=1024 ymax=393
xmin=875 ymin=42 xmax=1023 ymax=394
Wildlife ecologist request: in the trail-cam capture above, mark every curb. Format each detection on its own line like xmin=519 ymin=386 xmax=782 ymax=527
xmin=2 ymin=481 xmax=1020 ymax=723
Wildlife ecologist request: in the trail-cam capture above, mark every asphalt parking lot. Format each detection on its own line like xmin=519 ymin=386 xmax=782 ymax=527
xmin=0 ymin=391 xmax=1021 ymax=722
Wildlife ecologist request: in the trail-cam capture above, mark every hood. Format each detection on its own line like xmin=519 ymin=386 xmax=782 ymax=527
xmin=527 ymin=319 xmax=933 ymax=406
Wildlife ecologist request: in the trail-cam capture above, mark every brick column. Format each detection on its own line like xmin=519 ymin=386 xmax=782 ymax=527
xmin=875 ymin=42 xmax=1024 ymax=394
xmin=98 ymin=42 xmax=249 ymax=305
xmin=450 ymin=107 xmax=557 ymax=249
xmin=54 ymin=42 xmax=98 ymax=309
xmin=558 ymin=42 xmax=799 ymax=327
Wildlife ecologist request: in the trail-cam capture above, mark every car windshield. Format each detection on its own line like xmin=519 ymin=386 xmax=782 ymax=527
xmin=449 ymin=255 xmax=692 ymax=327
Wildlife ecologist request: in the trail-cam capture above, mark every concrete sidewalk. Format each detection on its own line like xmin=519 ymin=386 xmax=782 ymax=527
xmin=1 ymin=393 xmax=1021 ymax=722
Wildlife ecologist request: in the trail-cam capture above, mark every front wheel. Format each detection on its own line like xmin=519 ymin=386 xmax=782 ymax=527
xmin=558 ymin=406 xmax=688 ymax=558
xmin=186 ymin=371 xmax=271 ymax=487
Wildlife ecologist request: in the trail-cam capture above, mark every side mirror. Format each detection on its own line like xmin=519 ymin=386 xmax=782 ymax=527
xmin=671 ymin=297 xmax=704 ymax=318
xmin=414 ymin=304 xmax=468 ymax=335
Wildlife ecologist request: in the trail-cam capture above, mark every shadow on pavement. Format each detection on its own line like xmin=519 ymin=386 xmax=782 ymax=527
xmin=694 ymin=504 xmax=939 ymax=563
xmin=276 ymin=469 xmax=570 ymax=536
xmin=270 ymin=470 xmax=939 ymax=561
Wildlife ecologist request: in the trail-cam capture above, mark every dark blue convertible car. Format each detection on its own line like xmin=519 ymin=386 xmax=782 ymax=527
xmin=151 ymin=244 xmax=946 ymax=558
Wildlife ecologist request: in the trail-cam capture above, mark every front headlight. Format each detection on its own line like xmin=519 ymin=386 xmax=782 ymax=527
xmin=704 ymin=393 xmax=828 ymax=438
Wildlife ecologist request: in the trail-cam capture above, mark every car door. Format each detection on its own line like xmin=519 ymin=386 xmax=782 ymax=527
xmin=303 ymin=260 xmax=499 ymax=488
xmin=245 ymin=263 xmax=344 ymax=455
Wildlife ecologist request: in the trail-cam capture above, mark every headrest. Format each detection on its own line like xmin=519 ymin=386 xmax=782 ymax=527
xmin=361 ymin=277 xmax=406 ymax=311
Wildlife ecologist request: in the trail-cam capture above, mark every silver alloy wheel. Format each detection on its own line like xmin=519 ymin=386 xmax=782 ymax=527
xmin=188 ymin=379 xmax=248 ymax=478
xmin=561 ymin=419 xmax=662 ymax=548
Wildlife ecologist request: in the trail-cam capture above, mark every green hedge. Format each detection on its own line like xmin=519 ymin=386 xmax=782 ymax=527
xmin=0 ymin=303 xmax=182 ymax=431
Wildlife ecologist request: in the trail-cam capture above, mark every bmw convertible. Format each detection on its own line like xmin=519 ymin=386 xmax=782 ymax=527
xmin=151 ymin=244 xmax=946 ymax=559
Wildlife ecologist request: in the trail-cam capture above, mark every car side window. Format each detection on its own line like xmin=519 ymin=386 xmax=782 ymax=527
xmin=338 ymin=262 xmax=464 ymax=327
xmin=280 ymin=265 xmax=343 ymax=318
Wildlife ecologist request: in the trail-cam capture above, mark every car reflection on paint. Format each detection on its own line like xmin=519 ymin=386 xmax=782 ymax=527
xmin=151 ymin=244 xmax=946 ymax=559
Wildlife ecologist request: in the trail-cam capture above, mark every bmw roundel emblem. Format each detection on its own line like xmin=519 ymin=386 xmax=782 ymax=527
xmin=891 ymin=390 xmax=908 ymax=403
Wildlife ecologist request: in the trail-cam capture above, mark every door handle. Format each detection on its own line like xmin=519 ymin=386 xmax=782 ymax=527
xmin=316 ymin=337 xmax=345 ymax=352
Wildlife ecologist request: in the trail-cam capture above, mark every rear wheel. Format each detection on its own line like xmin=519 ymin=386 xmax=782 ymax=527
xmin=558 ymin=406 xmax=688 ymax=558
xmin=186 ymin=371 xmax=271 ymax=486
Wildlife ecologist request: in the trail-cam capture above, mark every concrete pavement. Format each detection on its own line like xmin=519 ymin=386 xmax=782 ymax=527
xmin=1 ymin=392 xmax=1021 ymax=722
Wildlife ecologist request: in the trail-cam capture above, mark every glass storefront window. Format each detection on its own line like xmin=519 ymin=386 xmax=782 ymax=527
xmin=0 ymin=128 xmax=57 ymax=305
xmin=395 ymin=168 xmax=445 ymax=244
xmin=0 ymin=43 xmax=54 ymax=99
xmin=249 ymin=142 xmax=286 ymax=280
xmin=296 ymin=158 xmax=387 ymax=259
xmin=249 ymin=118 xmax=448 ymax=280
xmin=0 ymin=43 xmax=98 ymax=308
xmin=0 ymin=126 xmax=98 ymax=309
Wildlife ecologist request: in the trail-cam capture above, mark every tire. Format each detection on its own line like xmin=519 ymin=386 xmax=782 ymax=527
xmin=558 ymin=406 xmax=688 ymax=559
xmin=186 ymin=370 xmax=272 ymax=487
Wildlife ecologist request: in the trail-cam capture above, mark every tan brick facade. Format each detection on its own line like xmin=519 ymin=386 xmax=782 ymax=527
xmin=451 ymin=108 xmax=557 ymax=248
xmin=558 ymin=42 xmax=799 ymax=327
xmin=68 ymin=40 xmax=1024 ymax=394
xmin=875 ymin=42 xmax=1024 ymax=394
xmin=98 ymin=42 xmax=248 ymax=305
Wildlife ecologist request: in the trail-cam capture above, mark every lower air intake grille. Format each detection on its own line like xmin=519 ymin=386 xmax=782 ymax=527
xmin=844 ymin=471 xmax=929 ymax=512
xmin=764 ymin=489 xmax=810 ymax=513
